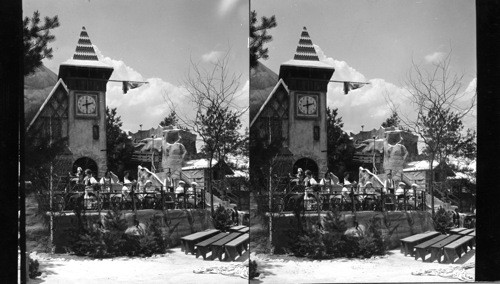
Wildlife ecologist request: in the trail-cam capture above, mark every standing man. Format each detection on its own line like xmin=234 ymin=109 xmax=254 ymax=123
xmin=384 ymin=172 xmax=395 ymax=194
xmin=303 ymin=170 xmax=317 ymax=210
xmin=164 ymin=171 xmax=174 ymax=193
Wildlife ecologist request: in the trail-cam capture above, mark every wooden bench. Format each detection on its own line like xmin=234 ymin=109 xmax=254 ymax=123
xmin=210 ymin=232 xmax=242 ymax=261
xmin=443 ymin=235 xmax=475 ymax=263
xmin=467 ymin=231 xmax=475 ymax=248
xmin=195 ymin=232 xmax=229 ymax=260
xmin=180 ymin=229 xmax=219 ymax=255
xmin=238 ymin=227 xmax=249 ymax=233
xmin=429 ymin=234 xmax=463 ymax=263
xmin=400 ymin=231 xmax=441 ymax=256
xmin=458 ymin=228 xmax=474 ymax=235
xmin=449 ymin=227 xmax=467 ymax=234
xmin=224 ymin=233 xmax=249 ymax=261
xmin=414 ymin=234 xmax=448 ymax=261
xmin=229 ymin=225 xmax=246 ymax=232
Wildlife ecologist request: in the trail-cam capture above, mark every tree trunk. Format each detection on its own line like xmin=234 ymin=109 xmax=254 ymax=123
xmin=268 ymin=165 xmax=273 ymax=253
xmin=429 ymin=156 xmax=435 ymax=217
xmin=209 ymin=159 xmax=214 ymax=216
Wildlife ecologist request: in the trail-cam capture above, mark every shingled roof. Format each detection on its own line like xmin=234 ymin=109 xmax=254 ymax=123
xmin=60 ymin=26 xmax=112 ymax=69
xmin=281 ymin=27 xmax=334 ymax=70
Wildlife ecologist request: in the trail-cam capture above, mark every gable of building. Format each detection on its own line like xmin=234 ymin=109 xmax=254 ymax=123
xmin=27 ymin=79 xmax=70 ymax=145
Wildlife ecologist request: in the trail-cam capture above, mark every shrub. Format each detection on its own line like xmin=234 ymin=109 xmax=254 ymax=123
xmin=28 ymin=257 xmax=42 ymax=279
xmin=212 ymin=205 xmax=232 ymax=232
xmin=289 ymin=211 xmax=387 ymax=260
xmin=291 ymin=229 xmax=328 ymax=259
xmin=433 ymin=206 xmax=453 ymax=234
xmin=249 ymin=260 xmax=260 ymax=279
xmin=68 ymin=209 xmax=171 ymax=258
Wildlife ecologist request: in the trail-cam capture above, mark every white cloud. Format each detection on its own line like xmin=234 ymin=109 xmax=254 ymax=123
xmin=94 ymin=46 xmax=249 ymax=136
xmin=424 ymin=51 xmax=446 ymax=64
xmin=201 ymin=50 xmax=224 ymax=63
xmin=93 ymin=46 xmax=190 ymax=133
xmin=315 ymin=44 xmax=413 ymax=131
xmin=316 ymin=44 xmax=478 ymax=134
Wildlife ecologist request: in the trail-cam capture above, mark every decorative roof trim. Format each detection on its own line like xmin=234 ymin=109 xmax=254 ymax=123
xmin=250 ymin=78 xmax=289 ymax=128
xmin=27 ymin=78 xmax=69 ymax=132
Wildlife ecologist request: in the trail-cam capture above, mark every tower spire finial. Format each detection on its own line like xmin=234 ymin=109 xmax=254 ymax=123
xmin=293 ymin=26 xmax=319 ymax=61
xmin=72 ymin=26 xmax=98 ymax=61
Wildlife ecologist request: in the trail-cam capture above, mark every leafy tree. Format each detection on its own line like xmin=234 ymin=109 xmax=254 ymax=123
xmin=23 ymin=11 xmax=60 ymax=75
xmin=106 ymin=107 xmax=134 ymax=176
xmin=387 ymin=50 xmax=476 ymax=216
xmin=199 ymin=105 xmax=244 ymax=161
xmin=326 ymin=107 xmax=355 ymax=177
xmin=159 ymin=111 xmax=179 ymax=127
xmin=250 ymin=10 xmax=277 ymax=68
xmin=381 ymin=110 xmax=400 ymax=128
xmin=420 ymin=107 xmax=477 ymax=163
xmin=166 ymin=50 xmax=246 ymax=214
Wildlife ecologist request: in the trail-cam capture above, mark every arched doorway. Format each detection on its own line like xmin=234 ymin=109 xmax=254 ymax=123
xmin=293 ymin=158 xmax=319 ymax=178
xmin=73 ymin=157 xmax=98 ymax=177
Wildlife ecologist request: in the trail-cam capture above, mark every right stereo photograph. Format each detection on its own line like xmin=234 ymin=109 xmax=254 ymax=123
xmin=249 ymin=0 xmax=477 ymax=282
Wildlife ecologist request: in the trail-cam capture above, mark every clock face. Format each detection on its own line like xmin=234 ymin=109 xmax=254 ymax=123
xmin=76 ymin=94 xmax=97 ymax=115
xmin=297 ymin=95 xmax=318 ymax=116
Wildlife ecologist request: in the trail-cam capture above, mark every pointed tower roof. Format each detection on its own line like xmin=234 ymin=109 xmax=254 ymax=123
xmin=281 ymin=27 xmax=334 ymax=70
xmin=294 ymin=27 xmax=320 ymax=61
xmin=60 ymin=26 xmax=112 ymax=69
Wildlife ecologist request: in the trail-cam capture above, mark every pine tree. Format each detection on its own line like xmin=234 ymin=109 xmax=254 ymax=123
xmin=250 ymin=10 xmax=277 ymax=68
xmin=23 ymin=11 xmax=60 ymax=75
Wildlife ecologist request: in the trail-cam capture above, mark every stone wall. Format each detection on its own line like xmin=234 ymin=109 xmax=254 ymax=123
xmin=270 ymin=211 xmax=434 ymax=253
xmin=51 ymin=209 xmax=214 ymax=253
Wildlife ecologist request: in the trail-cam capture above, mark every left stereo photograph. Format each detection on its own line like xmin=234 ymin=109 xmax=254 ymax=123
xmin=21 ymin=0 xmax=250 ymax=283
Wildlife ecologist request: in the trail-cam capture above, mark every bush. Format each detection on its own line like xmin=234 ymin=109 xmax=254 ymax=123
xmin=212 ymin=205 xmax=232 ymax=232
xmin=289 ymin=210 xmax=387 ymax=260
xmin=28 ymin=257 xmax=42 ymax=279
xmin=433 ymin=207 xmax=453 ymax=234
xmin=249 ymin=260 xmax=260 ymax=279
xmin=68 ymin=209 xmax=171 ymax=258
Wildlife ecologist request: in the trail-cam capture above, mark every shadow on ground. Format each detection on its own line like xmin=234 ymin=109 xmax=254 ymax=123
xmin=451 ymin=248 xmax=475 ymax=265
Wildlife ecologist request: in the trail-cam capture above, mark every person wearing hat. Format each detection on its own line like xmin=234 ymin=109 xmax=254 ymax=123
xmin=303 ymin=170 xmax=317 ymax=209
xmin=186 ymin=182 xmax=197 ymax=196
xmin=175 ymin=180 xmax=186 ymax=198
xmin=384 ymin=172 xmax=395 ymax=194
xmin=395 ymin=182 xmax=406 ymax=197
xmin=296 ymin=168 xmax=305 ymax=185
xmin=164 ymin=171 xmax=174 ymax=193
xmin=82 ymin=169 xmax=98 ymax=209
xmin=362 ymin=181 xmax=379 ymax=210
xmin=408 ymin=183 xmax=417 ymax=197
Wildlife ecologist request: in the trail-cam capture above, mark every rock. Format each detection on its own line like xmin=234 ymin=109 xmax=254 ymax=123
xmin=344 ymin=224 xmax=366 ymax=238
xmin=124 ymin=223 xmax=147 ymax=236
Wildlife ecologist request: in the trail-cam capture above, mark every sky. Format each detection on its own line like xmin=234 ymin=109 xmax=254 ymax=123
xmin=251 ymin=0 xmax=476 ymax=133
xmin=23 ymin=0 xmax=249 ymax=135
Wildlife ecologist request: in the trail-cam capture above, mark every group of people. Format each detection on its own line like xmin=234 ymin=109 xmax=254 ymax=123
xmin=290 ymin=168 xmax=424 ymax=211
xmin=68 ymin=165 xmax=204 ymax=209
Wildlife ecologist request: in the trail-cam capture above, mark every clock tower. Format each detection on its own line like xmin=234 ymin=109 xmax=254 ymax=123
xmin=279 ymin=27 xmax=335 ymax=177
xmin=59 ymin=27 xmax=114 ymax=177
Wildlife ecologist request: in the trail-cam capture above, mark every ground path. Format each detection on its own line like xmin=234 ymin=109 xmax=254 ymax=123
xmin=26 ymin=247 xmax=249 ymax=284
xmin=250 ymin=249 xmax=475 ymax=283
